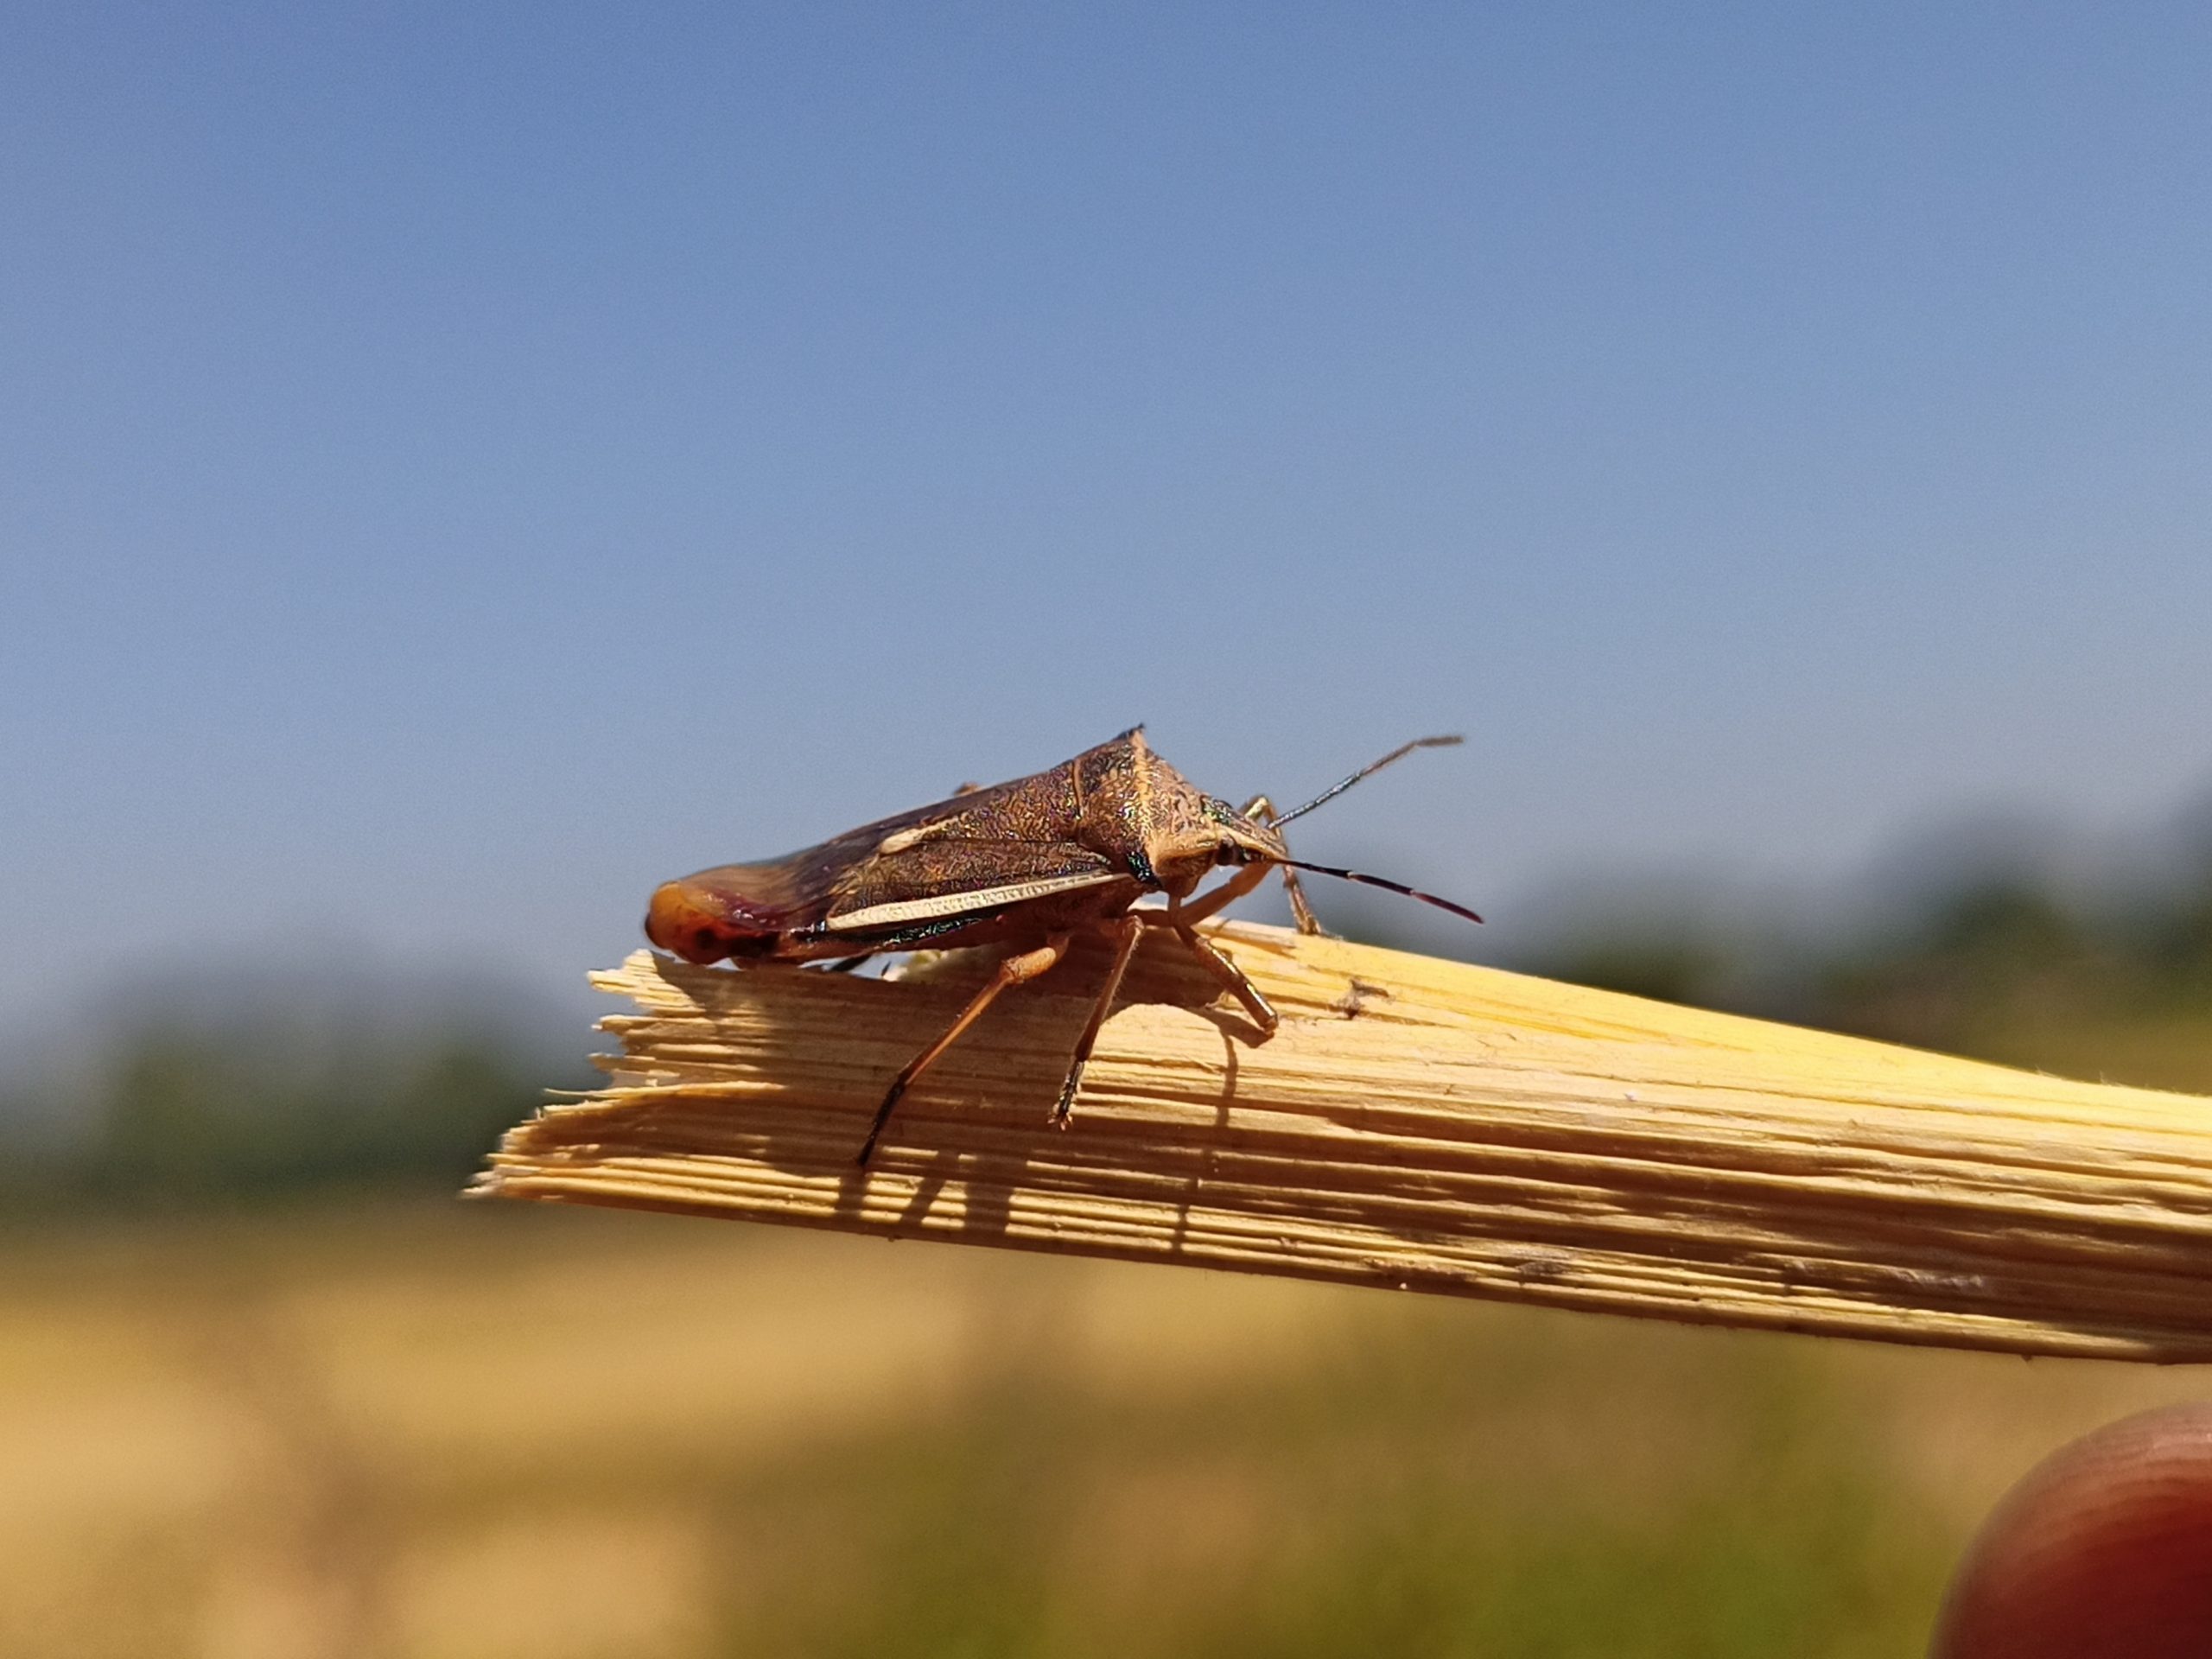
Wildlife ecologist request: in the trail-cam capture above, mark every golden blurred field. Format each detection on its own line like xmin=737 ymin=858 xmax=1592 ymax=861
xmin=2 ymin=1194 xmax=2205 ymax=1659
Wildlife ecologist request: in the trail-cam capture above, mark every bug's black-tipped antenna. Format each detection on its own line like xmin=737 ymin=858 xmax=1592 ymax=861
xmin=1278 ymin=859 xmax=1484 ymax=925
xmin=1273 ymin=734 xmax=1463 ymax=828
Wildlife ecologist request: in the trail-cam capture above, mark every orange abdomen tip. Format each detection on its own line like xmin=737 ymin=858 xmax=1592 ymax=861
xmin=645 ymin=880 xmax=741 ymax=964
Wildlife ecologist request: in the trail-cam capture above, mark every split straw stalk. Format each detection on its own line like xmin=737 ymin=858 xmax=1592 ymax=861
xmin=474 ymin=922 xmax=2212 ymax=1362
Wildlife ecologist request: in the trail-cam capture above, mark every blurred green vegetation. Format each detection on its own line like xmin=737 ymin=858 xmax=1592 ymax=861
xmin=88 ymin=1026 xmax=545 ymax=1203
xmin=1536 ymin=853 xmax=2212 ymax=1098
xmin=719 ymin=1304 xmax=1947 ymax=1659
xmin=0 ymin=1004 xmax=575 ymax=1211
xmin=1822 ymin=873 xmax=2212 ymax=1046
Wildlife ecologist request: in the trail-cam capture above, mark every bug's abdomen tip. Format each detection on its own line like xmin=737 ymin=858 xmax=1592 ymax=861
xmin=645 ymin=880 xmax=751 ymax=964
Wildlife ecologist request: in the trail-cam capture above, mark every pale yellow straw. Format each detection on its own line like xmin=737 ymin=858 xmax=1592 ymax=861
xmin=473 ymin=922 xmax=2212 ymax=1363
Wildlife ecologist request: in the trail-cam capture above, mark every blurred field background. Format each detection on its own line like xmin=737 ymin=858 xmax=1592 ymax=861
xmin=3 ymin=842 xmax=2209 ymax=1659
xmin=9 ymin=7 xmax=2212 ymax=1656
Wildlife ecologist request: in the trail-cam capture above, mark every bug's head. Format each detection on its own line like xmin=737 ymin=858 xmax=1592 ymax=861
xmin=1111 ymin=728 xmax=1484 ymax=928
xmin=1137 ymin=788 xmax=1290 ymax=893
xmin=1198 ymin=796 xmax=1290 ymax=868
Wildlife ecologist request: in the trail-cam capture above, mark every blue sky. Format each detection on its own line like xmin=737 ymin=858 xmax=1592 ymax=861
xmin=4 ymin=5 xmax=2209 ymax=1039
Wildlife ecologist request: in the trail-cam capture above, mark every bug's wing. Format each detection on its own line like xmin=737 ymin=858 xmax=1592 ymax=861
xmin=807 ymin=728 xmax=1142 ymax=856
xmin=658 ymin=732 xmax=1141 ymax=944
xmin=823 ymin=839 xmax=1125 ymax=933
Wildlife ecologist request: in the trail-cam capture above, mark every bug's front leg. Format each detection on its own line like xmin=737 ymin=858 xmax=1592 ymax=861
xmin=1146 ymin=907 xmax=1279 ymax=1037
xmin=856 ymin=933 xmax=1071 ymax=1167
xmin=1241 ymin=793 xmax=1323 ymax=934
xmin=1168 ymin=856 xmax=1274 ymax=928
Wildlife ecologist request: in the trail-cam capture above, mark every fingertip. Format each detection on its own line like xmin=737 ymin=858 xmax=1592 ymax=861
xmin=1932 ymin=1402 xmax=2212 ymax=1658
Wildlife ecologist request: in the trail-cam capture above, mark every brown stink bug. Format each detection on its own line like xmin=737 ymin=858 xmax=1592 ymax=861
xmin=645 ymin=729 xmax=1479 ymax=1164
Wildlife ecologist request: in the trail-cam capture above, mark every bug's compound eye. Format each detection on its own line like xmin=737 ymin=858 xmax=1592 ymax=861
xmin=1220 ymin=829 xmax=1269 ymax=863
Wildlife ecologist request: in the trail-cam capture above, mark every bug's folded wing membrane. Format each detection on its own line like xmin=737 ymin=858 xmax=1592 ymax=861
xmin=669 ymin=821 xmax=893 ymax=932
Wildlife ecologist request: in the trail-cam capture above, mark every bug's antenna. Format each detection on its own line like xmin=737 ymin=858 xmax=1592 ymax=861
xmin=1278 ymin=859 xmax=1484 ymax=925
xmin=1273 ymin=735 xmax=1463 ymax=828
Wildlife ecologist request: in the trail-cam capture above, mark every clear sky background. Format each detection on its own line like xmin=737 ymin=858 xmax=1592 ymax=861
xmin=4 ymin=5 xmax=2209 ymax=1042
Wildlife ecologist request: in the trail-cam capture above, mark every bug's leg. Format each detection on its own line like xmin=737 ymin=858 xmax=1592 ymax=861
xmin=1241 ymin=793 xmax=1323 ymax=935
xmin=1161 ymin=912 xmax=1279 ymax=1037
xmin=1170 ymin=858 xmax=1273 ymax=928
xmin=857 ymin=933 xmax=1071 ymax=1167
xmin=817 ymin=953 xmax=876 ymax=974
xmin=1050 ymin=914 xmax=1145 ymax=1130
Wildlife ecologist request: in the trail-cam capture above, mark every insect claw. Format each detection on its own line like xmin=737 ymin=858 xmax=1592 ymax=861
xmin=855 ymin=1077 xmax=912 ymax=1166
xmin=1050 ymin=1072 xmax=1084 ymax=1128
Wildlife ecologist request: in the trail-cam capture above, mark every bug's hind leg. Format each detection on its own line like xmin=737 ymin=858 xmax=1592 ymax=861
xmin=1049 ymin=914 xmax=1145 ymax=1130
xmin=856 ymin=933 xmax=1071 ymax=1167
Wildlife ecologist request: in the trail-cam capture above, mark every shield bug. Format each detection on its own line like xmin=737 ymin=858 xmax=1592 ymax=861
xmin=645 ymin=729 xmax=1480 ymax=1165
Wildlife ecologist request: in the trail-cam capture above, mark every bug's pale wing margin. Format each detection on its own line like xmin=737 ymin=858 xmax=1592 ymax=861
xmin=823 ymin=838 xmax=1126 ymax=932
xmin=826 ymin=870 xmax=1128 ymax=931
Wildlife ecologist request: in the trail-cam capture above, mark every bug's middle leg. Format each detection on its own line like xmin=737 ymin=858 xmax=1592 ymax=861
xmin=1049 ymin=913 xmax=1145 ymax=1130
xmin=856 ymin=932 xmax=1071 ymax=1167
